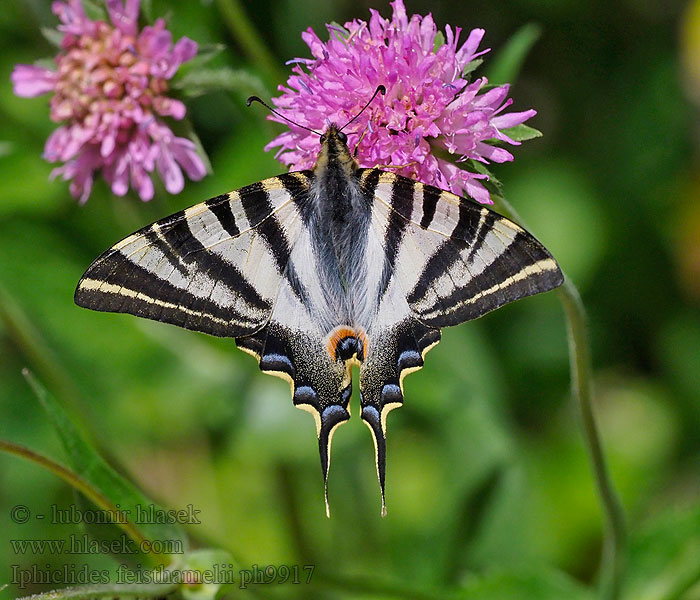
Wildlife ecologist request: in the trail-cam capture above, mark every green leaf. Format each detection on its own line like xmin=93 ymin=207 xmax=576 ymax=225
xmin=33 ymin=57 xmax=56 ymax=71
xmin=328 ymin=21 xmax=350 ymax=40
xmin=0 ymin=286 xmax=81 ymax=406
xmin=173 ymin=67 xmax=267 ymax=100
xmin=485 ymin=23 xmax=542 ymax=85
xmin=479 ymin=83 xmax=502 ymax=93
xmin=500 ymin=124 xmax=543 ymax=142
xmin=140 ymin=0 xmax=155 ymax=24
xmin=179 ymin=549 xmax=238 ymax=600
xmin=315 ymin=567 xmax=594 ymax=600
xmin=0 ymin=141 xmax=13 ymax=159
xmin=23 ymin=371 xmax=187 ymax=565
xmin=80 ymin=0 xmax=108 ymax=22
xmin=458 ymin=567 xmax=595 ymax=600
xmin=177 ymin=43 xmax=226 ymax=75
xmin=463 ymin=58 xmax=484 ymax=79
xmin=40 ymin=27 xmax=63 ymax=48
xmin=433 ymin=30 xmax=446 ymax=52
xmin=467 ymin=159 xmax=504 ymax=194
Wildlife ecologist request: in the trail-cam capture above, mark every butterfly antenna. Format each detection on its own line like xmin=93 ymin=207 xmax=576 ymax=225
xmin=246 ymin=96 xmax=322 ymax=136
xmin=340 ymin=85 xmax=386 ymax=132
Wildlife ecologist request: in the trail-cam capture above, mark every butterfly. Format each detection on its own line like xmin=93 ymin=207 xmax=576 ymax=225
xmin=75 ymin=108 xmax=564 ymax=517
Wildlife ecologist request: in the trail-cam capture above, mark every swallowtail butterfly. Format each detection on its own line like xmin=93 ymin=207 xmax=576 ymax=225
xmin=75 ymin=105 xmax=564 ymax=516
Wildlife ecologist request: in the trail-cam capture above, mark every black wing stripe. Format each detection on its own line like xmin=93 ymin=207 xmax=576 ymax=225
xmin=240 ymin=180 xmax=292 ymax=273
xmin=157 ymin=210 xmax=209 ymax=259
xmin=205 ymin=193 xmax=240 ymax=238
xmin=141 ymin=227 xmax=188 ymax=277
xmin=408 ymin=206 xmax=479 ymax=307
xmin=419 ymin=185 xmax=441 ymax=229
xmin=257 ymin=207 xmax=292 ymax=274
xmin=156 ymin=216 xmax=270 ymax=311
xmin=76 ymin=202 xmax=276 ymax=336
xmin=76 ymin=173 xmax=315 ymax=338
xmin=460 ymin=208 xmax=495 ymax=256
xmin=377 ymin=176 xmax=414 ymax=301
xmin=239 ymin=181 xmax=274 ymax=228
xmin=239 ymin=178 xmax=313 ymax=308
xmin=278 ymin=172 xmax=312 ymax=205
xmin=361 ymin=168 xmax=382 ymax=199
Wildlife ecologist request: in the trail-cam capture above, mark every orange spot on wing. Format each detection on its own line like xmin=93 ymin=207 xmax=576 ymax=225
xmin=326 ymin=326 xmax=370 ymax=361
xmin=326 ymin=327 xmax=356 ymax=359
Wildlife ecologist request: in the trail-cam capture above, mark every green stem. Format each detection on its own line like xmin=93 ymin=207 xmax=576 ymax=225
xmin=559 ymin=280 xmax=626 ymax=600
xmin=493 ymin=195 xmax=626 ymax=600
xmin=215 ymin=0 xmax=284 ymax=90
xmin=0 ymin=438 xmax=148 ymax=549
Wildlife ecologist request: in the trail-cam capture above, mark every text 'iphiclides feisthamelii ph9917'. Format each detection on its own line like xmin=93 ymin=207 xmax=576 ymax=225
xmin=75 ymin=86 xmax=564 ymax=517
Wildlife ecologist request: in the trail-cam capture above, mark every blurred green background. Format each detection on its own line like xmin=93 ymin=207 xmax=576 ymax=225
xmin=1 ymin=0 xmax=700 ymax=598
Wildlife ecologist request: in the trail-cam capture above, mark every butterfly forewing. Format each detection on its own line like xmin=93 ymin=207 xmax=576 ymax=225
xmin=366 ymin=170 xmax=564 ymax=328
xmin=75 ymin=172 xmax=312 ymax=337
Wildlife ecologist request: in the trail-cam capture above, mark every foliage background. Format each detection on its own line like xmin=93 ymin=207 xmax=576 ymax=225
xmin=1 ymin=0 xmax=700 ymax=598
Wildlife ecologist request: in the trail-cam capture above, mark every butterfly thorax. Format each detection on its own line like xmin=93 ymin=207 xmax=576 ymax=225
xmin=309 ymin=125 xmax=371 ymax=328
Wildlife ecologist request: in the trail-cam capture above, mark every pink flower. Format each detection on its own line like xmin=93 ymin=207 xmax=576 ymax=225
xmin=11 ymin=0 xmax=206 ymax=203
xmin=266 ymin=0 xmax=536 ymax=204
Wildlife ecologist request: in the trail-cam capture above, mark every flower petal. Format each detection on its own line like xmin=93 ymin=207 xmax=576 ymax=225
xmin=154 ymin=97 xmax=186 ymax=119
xmin=151 ymin=127 xmax=185 ymax=194
xmin=164 ymin=37 xmax=198 ymax=78
xmin=456 ymin=28 xmax=486 ymax=63
xmin=491 ymin=109 xmax=537 ymax=129
xmin=464 ymin=177 xmax=492 ymax=204
xmin=106 ymin=0 xmax=140 ymax=36
xmin=52 ymin=0 xmax=95 ymax=36
xmin=130 ymin=161 xmax=154 ymax=201
xmin=171 ymin=137 xmax=207 ymax=180
xmin=11 ymin=64 xmax=56 ymax=97
xmin=16 ymin=0 xmax=207 ymax=203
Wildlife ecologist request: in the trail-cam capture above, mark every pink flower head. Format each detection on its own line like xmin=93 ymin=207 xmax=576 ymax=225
xmin=11 ymin=0 xmax=206 ymax=203
xmin=266 ymin=0 xmax=536 ymax=204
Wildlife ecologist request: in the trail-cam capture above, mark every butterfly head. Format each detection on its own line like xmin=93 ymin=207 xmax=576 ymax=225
xmin=315 ymin=124 xmax=356 ymax=175
xmin=319 ymin=125 xmax=348 ymax=147
xmin=247 ymin=86 xmax=386 ymax=179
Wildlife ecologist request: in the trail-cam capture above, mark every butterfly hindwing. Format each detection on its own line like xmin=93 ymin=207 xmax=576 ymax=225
xmin=236 ymin=310 xmax=352 ymax=518
xmin=75 ymin=172 xmax=312 ymax=337
xmin=359 ymin=316 xmax=440 ymax=515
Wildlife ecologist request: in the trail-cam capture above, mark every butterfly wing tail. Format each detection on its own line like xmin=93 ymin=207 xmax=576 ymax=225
xmin=360 ymin=319 xmax=441 ymax=516
xmin=237 ymin=321 xmax=351 ymax=517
